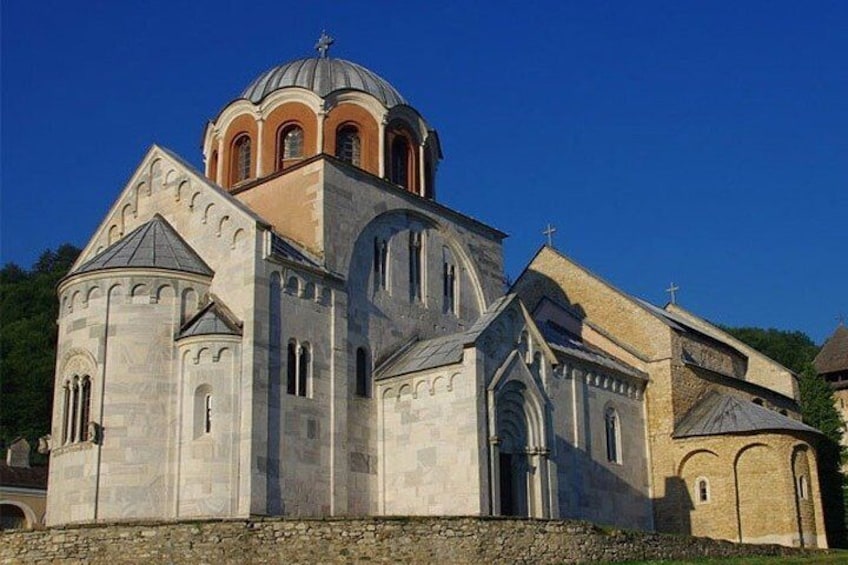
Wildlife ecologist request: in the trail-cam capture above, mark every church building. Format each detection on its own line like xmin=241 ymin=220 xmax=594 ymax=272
xmin=45 ymin=37 xmax=827 ymax=548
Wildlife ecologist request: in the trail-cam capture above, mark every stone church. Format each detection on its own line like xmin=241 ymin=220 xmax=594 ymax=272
xmin=45 ymin=39 xmax=827 ymax=548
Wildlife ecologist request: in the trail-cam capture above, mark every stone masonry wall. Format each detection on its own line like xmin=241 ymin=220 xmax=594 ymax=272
xmin=0 ymin=517 xmax=824 ymax=564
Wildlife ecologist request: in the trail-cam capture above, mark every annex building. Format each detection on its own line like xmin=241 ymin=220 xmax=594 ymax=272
xmin=45 ymin=38 xmax=827 ymax=548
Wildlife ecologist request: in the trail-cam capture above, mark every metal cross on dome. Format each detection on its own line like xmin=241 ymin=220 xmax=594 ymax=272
xmin=315 ymin=31 xmax=334 ymax=58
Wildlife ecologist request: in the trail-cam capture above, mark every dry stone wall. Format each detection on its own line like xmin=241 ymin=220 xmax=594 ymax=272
xmin=0 ymin=516 xmax=823 ymax=564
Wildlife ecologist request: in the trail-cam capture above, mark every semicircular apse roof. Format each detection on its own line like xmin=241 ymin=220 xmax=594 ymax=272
xmin=241 ymin=57 xmax=407 ymax=108
xmin=72 ymin=214 xmax=213 ymax=277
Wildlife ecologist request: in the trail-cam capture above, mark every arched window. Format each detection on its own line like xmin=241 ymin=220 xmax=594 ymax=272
xmin=69 ymin=377 xmax=79 ymax=443
xmin=408 ymin=231 xmax=423 ymax=302
xmin=356 ymin=347 xmax=370 ymax=397
xmin=797 ymin=475 xmax=808 ymax=500
xmin=696 ymin=477 xmax=710 ymax=504
xmin=204 ymin=394 xmax=213 ymax=433
xmin=79 ymin=378 xmax=91 ymax=441
xmin=278 ymin=124 xmax=304 ymax=168
xmin=61 ymin=384 xmax=70 ymax=444
xmin=390 ymin=136 xmax=410 ymax=188
xmin=193 ymin=385 xmax=213 ymax=438
xmin=287 ymin=341 xmax=297 ymax=395
xmin=231 ymin=134 xmax=251 ymax=185
xmin=336 ymin=125 xmax=361 ymax=166
xmin=298 ymin=343 xmax=311 ymax=398
xmin=442 ymin=247 xmax=457 ymax=314
xmin=604 ymin=407 xmax=621 ymax=464
xmin=373 ymin=238 xmax=389 ymax=291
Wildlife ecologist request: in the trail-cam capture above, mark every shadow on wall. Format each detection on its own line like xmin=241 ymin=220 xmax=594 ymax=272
xmin=556 ymin=437 xmax=657 ymax=531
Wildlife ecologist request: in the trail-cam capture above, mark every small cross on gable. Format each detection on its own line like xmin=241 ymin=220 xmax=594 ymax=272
xmin=543 ymin=223 xmax=557 ymax=248
xmin=666 ymin=282 xmax=680 ymax=305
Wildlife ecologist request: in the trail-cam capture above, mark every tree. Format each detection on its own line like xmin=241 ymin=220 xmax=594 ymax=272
xmin=0 ymin=245 xmax=81 ymax=460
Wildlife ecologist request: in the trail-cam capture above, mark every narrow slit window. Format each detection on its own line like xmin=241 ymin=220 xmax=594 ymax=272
xmin=204 ymin=394 xmax=213 ymax=434
xmin=298 ymin=344 xmax=310 ymax=398
xmin=79 ymin=378 xmax=91 ymax=441
xmin=442 ymin=247 xmax=457 ymax=314
xmin=605 ymin=407 xmax=621 ymax=464
xmin=374 ymin=238 xmax=388 ymax=291
xmin=390 ymin=136 xmax=410 ymax=189
xmin=409 ymin=232 xmax=422 ymax=302
xmin=62 ymin=384 xmax=70 ymax=444
xmin=697 ymin=478 xmax=710 ymax=503
xmin=287 ymin=342 xmax=297 ymax=395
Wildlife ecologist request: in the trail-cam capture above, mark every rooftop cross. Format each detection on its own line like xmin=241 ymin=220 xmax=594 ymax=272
xmin=666 ymin=282 xmax=680 ymax=305
xmin=838 ymin=313 xmax=846 ymax=326
xmin=315 ymin=31 xmax=335 ymax=58
xmin=543 ymin=223 xmax=557 ymax=248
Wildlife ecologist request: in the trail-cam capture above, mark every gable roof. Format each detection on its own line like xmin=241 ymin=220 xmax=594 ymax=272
xmin=673 ymin=390 xmax=819 ymax=439
xmin=539 ymin=321 xmax=646 ymax=380
xmin=178 ymin=300 xmax=242 ymax=339
xmin=71 ymin=214 xmax=213 ymax=277
xmin=814 ymin=324 xmax=848 ymax=375
xmin=376 ymin=295 xmax=529 ymax=379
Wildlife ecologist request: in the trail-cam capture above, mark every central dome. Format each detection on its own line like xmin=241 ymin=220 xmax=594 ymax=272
xmin=241 ymin=57 xmax=407 ymax=108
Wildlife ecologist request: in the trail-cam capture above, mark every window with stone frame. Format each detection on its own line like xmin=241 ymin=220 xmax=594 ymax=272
xmin=696 ymin=477 xmax=710 ymax=504
xmin=336 ymin=125 xmax=361 ymax=166
xmin=232 ymin=134 xmax=252 ymax=184
xmin=374 ymin=237 xmax=389 ymax=292
xmin=442 ymin=247 xmax=457 ymax=314
xmin=279 ymin=124 xmax=304 ymax=166
xmin=409 ymin=231 xmax=423 ymax=302
xmin=62 ymin=375 xmax=92 ymax=445
xmin=286 ymin=339 xmax=312 ymax=398
xmin=604 ymin=406 xmax=621 ymax=464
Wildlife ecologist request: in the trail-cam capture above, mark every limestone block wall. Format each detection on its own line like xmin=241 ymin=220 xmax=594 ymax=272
xmin=253 ymin=265 xmax=338 ymax=517
xmin=659 ymin=433 xmax=826 ymax=548
xmin=176 ymin=336 xmax=243 ymax=518
xmin=666 ymin=304 xmax=798 ymax=399
xmin=513 ymin=247 xmax=672 ymax=362
xmin=49 ymin=271 xmax=212 ymax=525
xmin=377 ymin=363 xmax=482 ymax=515
xmin=0 ymin=517 xmax=822 ymax=564
xmin=547 ymin=359 xmax=652 ymax=531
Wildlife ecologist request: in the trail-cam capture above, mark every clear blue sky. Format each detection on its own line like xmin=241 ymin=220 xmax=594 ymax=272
xmin=2 ymin=1 xmax=845 ymax=344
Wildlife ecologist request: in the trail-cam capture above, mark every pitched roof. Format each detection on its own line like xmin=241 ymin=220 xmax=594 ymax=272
xmin=0 ymin=463 xmax=48 ymax=490
xmin=673 ymin=390 xmax=819 ymax=439
xmin=539 ymin=321 xmax=646 ymax=380
xmin=178 ymin=300 xmax=242 ymax=339
xmin=72 ymin=214 xmax=213 ymax=277
xmin=814 ymin=325 xmax=848 ymax=375
xmin=376 ymin=295 xmax=518 ymax=379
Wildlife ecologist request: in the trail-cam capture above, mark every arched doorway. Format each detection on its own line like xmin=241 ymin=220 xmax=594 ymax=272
xmin=0 ymin=503 xmax=28 ymax=530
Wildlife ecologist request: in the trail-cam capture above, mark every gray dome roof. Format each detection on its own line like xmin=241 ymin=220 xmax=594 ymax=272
xmin=242 ymin=57 xmax=407 ymax=108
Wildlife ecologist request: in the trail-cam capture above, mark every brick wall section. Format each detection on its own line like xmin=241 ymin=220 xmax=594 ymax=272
xmin=0 ymin=517 xmax=826 ymax=564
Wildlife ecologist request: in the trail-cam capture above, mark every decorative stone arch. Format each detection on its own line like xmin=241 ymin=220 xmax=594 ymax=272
xmin=790 ymin=442 xmax=819 ymax=547
xmin=733 ymin=441 xmax=789 ymax=544
xmin=487 ymin=350 xmax=552 ymax=519
xmin=0 ymin=500 xmax=37 ymax=530
xmin=345 ymin=208 xmax=488 ymax=315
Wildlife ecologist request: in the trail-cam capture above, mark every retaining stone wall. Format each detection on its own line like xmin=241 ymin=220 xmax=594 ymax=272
xmin=0 ymin=516 xmax=824 ymax=564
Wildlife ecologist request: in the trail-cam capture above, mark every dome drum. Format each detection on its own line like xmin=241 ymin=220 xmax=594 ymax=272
xmin=203 ymin=55 xmax=440 ymax=199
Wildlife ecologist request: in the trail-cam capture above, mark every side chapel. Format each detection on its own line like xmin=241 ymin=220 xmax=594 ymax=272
xmin=45 ymin=37 xmax=827 ymax=548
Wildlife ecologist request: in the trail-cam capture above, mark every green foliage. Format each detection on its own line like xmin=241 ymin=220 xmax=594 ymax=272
xmin=0 ymin=245 xmax=81 ymax=458
xmin=720 ymin=326 xmax=819 ymax=375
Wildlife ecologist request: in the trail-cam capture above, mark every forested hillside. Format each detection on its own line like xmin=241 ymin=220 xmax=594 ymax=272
xmin=0 ymin=245 xmax=80 ymax=457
